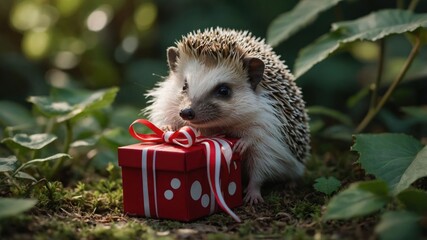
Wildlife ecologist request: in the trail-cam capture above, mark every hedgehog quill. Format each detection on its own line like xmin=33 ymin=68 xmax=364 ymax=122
xmin=145 ymin=28 xmax=310 ymax=204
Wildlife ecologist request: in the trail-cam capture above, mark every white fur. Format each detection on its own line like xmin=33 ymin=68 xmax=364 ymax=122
xmin=145 ymin=58 xmax=304 ymax=204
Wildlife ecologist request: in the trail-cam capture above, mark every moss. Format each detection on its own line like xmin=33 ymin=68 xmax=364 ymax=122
xmin=282 ymin=226 xmax=313 ymax=240
xmin=79 ymin=222 xmax=151 ymax=240
xmin=31 ymin=181 xmax=67 ymax=210
xmin=237 ymin=220 xmax=255 ymax=236
xmin=291 ymin=200 xmax=322 ymax=219
xmin=34 ymin=220 xmax=82 ymax=240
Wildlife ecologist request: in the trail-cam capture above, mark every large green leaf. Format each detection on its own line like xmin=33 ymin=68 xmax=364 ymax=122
xmin=2 ymin=133 xmax=57 ymax=151
xmin=295 ymin=9 xmax=427 ymax=78
xmin=295 ymin=31 xmax=345 ymax=78
xmin=324 ymin=180 xmax=390 ymax=220
xmin=0 ymin=156 xmax=17 ymax=172
xmin=0 ymin=198 xmax=37 ymax=218
xmin=352 ymin=134 xmax=426 ymax=194
xmin=375 ymin=211 xmax=422 ymax=240
xmin=267 ymin=0 xmax=342 ymax=46
xmin=28 ymin=87 xmax=119 ymax=123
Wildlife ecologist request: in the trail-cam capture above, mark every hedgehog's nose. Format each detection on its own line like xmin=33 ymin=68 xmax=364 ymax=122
xmin=179 ymin=108 xmax=195 ymax=120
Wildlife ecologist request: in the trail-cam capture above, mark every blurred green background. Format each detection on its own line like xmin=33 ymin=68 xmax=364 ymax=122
xmin=1 ymin=0 xmax=426 ymax=128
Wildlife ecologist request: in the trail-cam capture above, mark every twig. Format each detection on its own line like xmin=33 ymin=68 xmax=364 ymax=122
xmin=49 ymin=120 xmax=73 ymax=179
xmin=408 ymin=0 xmax=420 ymax=11
xmin=355 ymin=35 xmax=421 ymax=133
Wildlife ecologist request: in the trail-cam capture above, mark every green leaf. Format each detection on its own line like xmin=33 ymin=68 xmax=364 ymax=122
xmin=70 ymin=137 xmax=98 ymax=148
xmin=307 ymin=106 xmax=353 ymax=126
xmin=397 ymin=189 xmax=427 ymax=214
xmin=401 ymin=106 xmax=427 ymax=122
xmin=15 ymin=153 xmax=71 ymax=173
xmin=352 ymin=133 xmax=426 ymax=194
xmin=0 ymin=198 xmax=37 ymax=219
xmin=27 ymin=97 xmax=73 ymax=116
xmin=28 ymin=87 xmax=119 ymax=123
xmin=15 ymin=171 xmax=37 ymax=182
xmin=308 ymin=119 xmax=324 ymax=134
xmin=295 ymin=31 xmax=345 ymax=78
xmin=267 ymin=0 xmax=342 ymax=46
xmin=324 ymin=180 xmax=390 ymax=220
xmin=375 ymin=211 xmax=422 ymax=240
xmin=91 ymin=148 xmax=117 ymax=171
xmin=2 ymin=133 xmax=57 ymax=151
xmin=0 ymin=101 xmax=34 ymax=127
xmin=320 ymin=125 xmax=353 ymax=142
xmin=313 ymin=176 xmax=341 ymax=195
xmin=0 ymin=156 xmax=17 ymax=172
xmin=101 ymin=128 xmax=137 ymax=149
xmin=394 ymin=146 xmax=427 ymax=193
xmin=295 ymin=9 xmax=427 ymax=78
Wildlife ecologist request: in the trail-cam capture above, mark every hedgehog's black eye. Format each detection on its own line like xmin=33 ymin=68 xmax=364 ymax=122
xmin=215 ymin=84 xmax=231 ymax=98
xmin=182 ymin=79 xmax=188 ymax=92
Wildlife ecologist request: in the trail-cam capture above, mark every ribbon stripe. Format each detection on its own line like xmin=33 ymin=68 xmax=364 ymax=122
xmin=141 ymin=149 xmax=151 ymax=217
xmin=129 ymin=119 xmax=241 ymax=222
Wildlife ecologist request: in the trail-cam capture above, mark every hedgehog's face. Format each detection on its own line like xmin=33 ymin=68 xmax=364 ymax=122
xmin=167 ymin=47 xmax=264 ymax=129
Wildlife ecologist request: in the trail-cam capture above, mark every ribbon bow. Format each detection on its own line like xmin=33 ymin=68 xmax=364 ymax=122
xmin=129 ymin=119 xmax=241 ymax=222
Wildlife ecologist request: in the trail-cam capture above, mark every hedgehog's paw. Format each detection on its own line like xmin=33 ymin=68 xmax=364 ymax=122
xmin=244 ymin=189 xmax=264 ymax=205
xmin=160 ymin=125 xmax=174 ymax=132
xmin=233 ymin=139 xmax=251 ymax=155
xmin=244 ymin=184 xmax=264 ymax=205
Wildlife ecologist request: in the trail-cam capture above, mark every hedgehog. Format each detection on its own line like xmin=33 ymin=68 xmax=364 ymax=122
xmin=145 ymin=27 xmax=310 ymax=204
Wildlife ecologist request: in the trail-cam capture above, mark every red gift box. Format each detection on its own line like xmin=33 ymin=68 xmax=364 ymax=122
xmin=117 ymin=119 xmax=243 ymax=222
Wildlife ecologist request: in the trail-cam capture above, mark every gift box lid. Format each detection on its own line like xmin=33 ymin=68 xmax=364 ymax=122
xmin=118 ymin=142 xmax=239 ymax=172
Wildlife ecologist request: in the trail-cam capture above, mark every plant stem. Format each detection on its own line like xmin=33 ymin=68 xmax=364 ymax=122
xmin=355 ymin=35 xmax=421 ymax=133
xmin=49 ymin=121 xmax=73 ymax=179
xmin=408 ymin=0 xmax=420 ymax=11
xmin=44 ymin=118 xmax=55 ymax=134
xmin=63 ymin=120 xmax=73 ymax=154
xmin=369 ymin=39 xmax=386 ymax=111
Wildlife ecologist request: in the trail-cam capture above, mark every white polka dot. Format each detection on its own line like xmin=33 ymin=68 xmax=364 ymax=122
xmin=228 ymin=182 xmax=236 ymax=196
xmin=233 ymin=161 xmax=237 ymax=170
xmin=201 ymin=194 xmax=210 ymax=208
xmin=190 ymin=181 xmax=202 ymax=200
xmin=164 ymin=190 xmax=173 ymax=200
xmin=170 ymin=178 xmax=181 ymax=189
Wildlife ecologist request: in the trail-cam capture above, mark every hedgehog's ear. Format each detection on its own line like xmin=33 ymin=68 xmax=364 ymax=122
xmin=244 ymin=57 xmax=264 ymax=90
xmin=167 ymin=47 xmax=179 ymax=72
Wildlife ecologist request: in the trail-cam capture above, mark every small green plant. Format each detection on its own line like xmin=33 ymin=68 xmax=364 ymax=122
xmin=0 ymin=86 xmax=125 ymax=218
xmin=313 ymin=176 xmax=341 ymax=195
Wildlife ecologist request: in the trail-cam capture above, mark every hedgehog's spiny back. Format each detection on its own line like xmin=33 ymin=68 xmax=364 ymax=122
xmin=177 ymin=28 xmax=276 ymax=66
